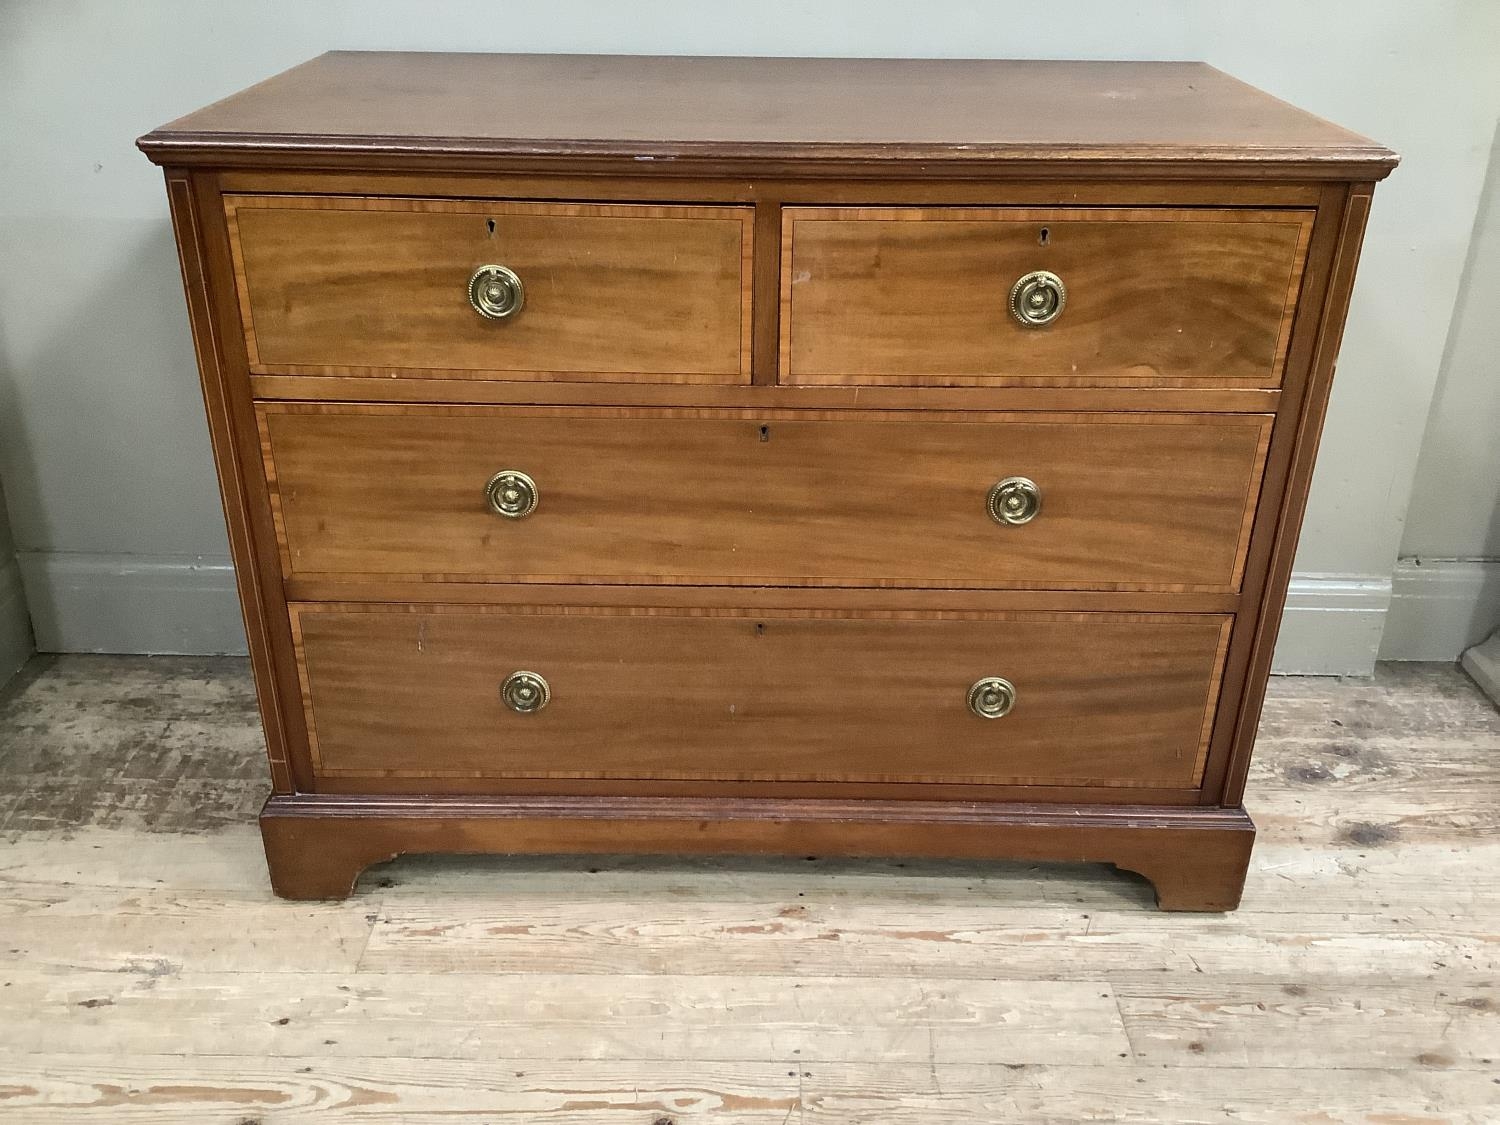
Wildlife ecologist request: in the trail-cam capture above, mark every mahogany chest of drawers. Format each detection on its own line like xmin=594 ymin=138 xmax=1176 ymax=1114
xmin=140 ymin=53 xmax=1395 ymax=909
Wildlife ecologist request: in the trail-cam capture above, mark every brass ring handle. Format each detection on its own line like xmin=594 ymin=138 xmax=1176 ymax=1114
xmin=501 ymin=670 xmax=550 ymax=714
xmin=486 ymin=470 xmax=538 ymax=519
xmin=1009 ymin=270 xmax=1066 ymax=327
xmin=469 ymin=264 xmax=525 ymax=320
xmin=987 ymin=476 xmax=1041 ymax=526
xmin=968 ymin=677 xmax=1016 ymax=720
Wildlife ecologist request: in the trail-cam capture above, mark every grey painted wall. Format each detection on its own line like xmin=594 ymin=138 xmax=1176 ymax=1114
xmin=0 ymin=480 xmax=14 ymax=569
xmin=1381 ymin=124 xmax=1500 ymax=660
xmin=1 ymin=1 xmax=1498 ymax=669
xmin=0 ymin=476 xmax=34 ymax=683
xmin=1402 ymin=130 xmax=1500 ymax=562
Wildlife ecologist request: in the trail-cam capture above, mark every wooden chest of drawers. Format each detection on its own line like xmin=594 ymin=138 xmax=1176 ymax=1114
xmin=140 ymin=53 xmax=1395 ymax=909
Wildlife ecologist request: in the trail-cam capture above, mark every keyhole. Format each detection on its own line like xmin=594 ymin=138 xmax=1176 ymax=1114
xmin=759 ymin=424 xmax=770 ymax=442
xmin=1039 ymin=227 xmax=1050 ymax=246
xmin=486 ymin=218 xmax=496 ymax=236
xmin=755 ymin=622 xmax=765 ymax=636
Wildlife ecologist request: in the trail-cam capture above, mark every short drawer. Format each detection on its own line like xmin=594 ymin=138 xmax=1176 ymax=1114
xmin=226 ymin=195 xmax=753 ymax=382
xmin=781 ymin=206 xmax=1312 ymax=387
xmin=259 ymin=404 xmax=1270 ymax=593
xmin=293 ymin=604 xmax=1231 ymax=788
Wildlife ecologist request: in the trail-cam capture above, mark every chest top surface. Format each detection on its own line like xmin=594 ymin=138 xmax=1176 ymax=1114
xmin=137 ymin=52 xmax=1396 ymax=177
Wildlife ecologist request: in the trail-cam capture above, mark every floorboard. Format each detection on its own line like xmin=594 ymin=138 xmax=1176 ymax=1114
xmin=0 ymin=656 xmax=1496 ymax=1122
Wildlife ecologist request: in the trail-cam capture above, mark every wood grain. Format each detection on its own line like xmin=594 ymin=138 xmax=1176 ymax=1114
xmin=277 ymin=577 xmax=1241 ymax=615
xmin=161 ymin=175 xmax=297 ymax=794
xmin=226 ymin=195 xmax=753 ymax=382
xmin=213 ymin=167 xmax=1331 ymax=207
xmin=258 ymin=404 xmax=1271 ymax=592
xmin=1 ymin=1056 xmax=1494 ymax=1123
xmin=0 ymin=965 xmax=1132 ymax=1064
xmin=288 ymin=603 xmax=1231 ymax=789
xmin=782 ymin=206 xmax=1312 ymax=386
xmin=358 ymin=904 xmax=1500 ymax=981
xmin=260 ymin=794 xmax=1255 ymax=908
xmin=1218 ymin=186 xmax=1378 ymax=807
xmin=4 ymin=659 xmax=1494 ymax=1119
xmin=249 ymin=372 xmax=1284 ymax=413
xmin=187 ymin=174 xmax=321 ymax=794
xmin=137 ymin=54 xmax=1398 ymax=180
xmin=1190 ymin=182 xmax=1360 ymax=808
xmin=141 ymin=53 xmax=1393 ymax=913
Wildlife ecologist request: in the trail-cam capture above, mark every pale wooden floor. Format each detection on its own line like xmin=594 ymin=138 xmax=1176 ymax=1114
xmin=0 ymin=656 xmax=1496 ymax=1123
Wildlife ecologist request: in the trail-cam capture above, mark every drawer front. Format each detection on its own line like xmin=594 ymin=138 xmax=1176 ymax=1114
xmin=781 ymin=207 xmax=1312 ymax=387
xmin=293 ymin=604 xmax=1231 ymax=788
xmin=226 ymin=196 xmax=753 ymax=382
xmin=260 ymin=405 xmax=1271 ymax=592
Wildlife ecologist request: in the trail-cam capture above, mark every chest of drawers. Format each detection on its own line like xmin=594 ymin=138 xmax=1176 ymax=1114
xmin=140 ymin=53 xmax=1395 ymax=909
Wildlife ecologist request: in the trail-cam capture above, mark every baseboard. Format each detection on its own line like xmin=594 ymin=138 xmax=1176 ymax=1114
xmin=1378 ymin=558 xmax=1500 ymax=662
xmin=0 ymin=556 xmax=34 ymax=685
xmin=10 ymin=551 xmax=1413 ymax=674
xmin=16 ymin=551 xmax=247 ymax=656
xmin=1272 ymin=573 xmax=1391 ymax=676
xmin=1461 ymin=631 xmax=1500 ymax=705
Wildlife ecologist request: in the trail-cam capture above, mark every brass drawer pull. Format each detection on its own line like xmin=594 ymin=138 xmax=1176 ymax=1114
xmin=469 ymin=264 xmax=525 ymax=320
xmin=486 ymin=470 xmax=538 ymax=519
xmin=1009 ymin=270 xmax=1066 ymax=327
xmin=501 ymin=670 xmax=550 ymax=714
xmin=987 ymin=476 xmax=1041 ymax=526
xmin=968 ymin=676 xmax=1016 ymax=719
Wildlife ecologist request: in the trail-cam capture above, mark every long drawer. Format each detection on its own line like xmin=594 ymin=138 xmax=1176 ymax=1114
xmin=781 ymin=206 xmax=1312 ymax=387
xmin=259 ymin=405 xmax=1271 ymax=592
xmin=226 ymin=195 xmax=754 ymax=382
xmin=292 ymin=604 xmax=1232 ymax=788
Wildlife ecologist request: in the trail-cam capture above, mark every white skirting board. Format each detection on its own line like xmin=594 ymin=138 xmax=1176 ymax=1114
xmin=1462 ymin=630 xmax=1500 ymax=704
xmin=1378 ymin=558 xmax=1500 ymax=663
xmin=9 ymin=551 xmax=1442 ymax=676
xmin=0 ymin=556 xmax=35 ymax=685
xmin=1273 ymin=573 xmax=1391 ymax=676
xmin=16 ymin=552 xmax=247 ymax=657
